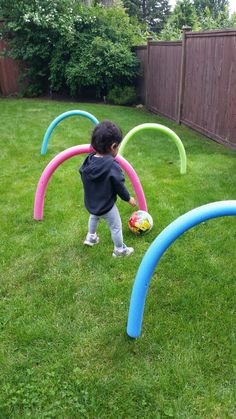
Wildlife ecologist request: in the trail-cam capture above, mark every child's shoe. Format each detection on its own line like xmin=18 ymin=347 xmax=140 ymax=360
xmin=84 ymin=233 xmax=99 ymax=246
xmin=112 ymin=244 xmax=134 ymax=257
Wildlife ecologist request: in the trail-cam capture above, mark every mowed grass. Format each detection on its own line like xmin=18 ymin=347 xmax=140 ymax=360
xmin=0 ymin=98 xmax=235 ymax=418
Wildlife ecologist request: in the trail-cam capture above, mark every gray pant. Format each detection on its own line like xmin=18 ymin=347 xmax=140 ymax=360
xmin=88 ymin=204 xmax=123 ymax=248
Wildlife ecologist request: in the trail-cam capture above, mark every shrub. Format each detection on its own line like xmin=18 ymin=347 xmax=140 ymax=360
xmin=0 ymin=0 xmax=77 ymax=96
xmin=1 ymin=2 xmax=143 ymax=98
xmin=52 ymin=6 xmax=142 ymax=97
xmin=107 ymin=85 xmax=137 ymax=105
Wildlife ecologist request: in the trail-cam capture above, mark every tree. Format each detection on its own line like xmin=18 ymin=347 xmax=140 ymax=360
xmin=122 ymin=0 xmax=142 ymax=19
xmin=62 ymin=6 xmax=141 ymax=97
xmin=197 ymin=4 xmax=229 ymax=28
xmin=159 ymin=0 xmax=198 ymax=39
xmin=169 ymin=0 xmax=197 ymax=29
xmin=94 ymin=0 xmax=123 ymax=6
xmin=228 ymin=11 xmax=236 ymax=27
xmin=193 ymin=0 xmax=229 ymax=19
xmin=146 ymin=0 xmax=171 ymax=32
xmin=123 ymin=0 xmax=171 ymax=33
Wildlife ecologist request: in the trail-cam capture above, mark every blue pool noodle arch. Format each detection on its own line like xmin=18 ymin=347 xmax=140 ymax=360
xmin=40 ymin=110 xmax=99 ymax=155
xmin=127 ymin=200 xmax=236 ymax=338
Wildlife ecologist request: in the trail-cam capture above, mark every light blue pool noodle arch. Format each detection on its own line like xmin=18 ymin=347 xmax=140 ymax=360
xmin=127 ymin=200 xmax=236 ymax=338
xmin=40 ymin=110 xmax=99 ymax=155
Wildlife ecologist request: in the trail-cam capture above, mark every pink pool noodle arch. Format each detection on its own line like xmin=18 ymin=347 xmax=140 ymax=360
xmin=34 ymin=144 xmax=147 ymax=220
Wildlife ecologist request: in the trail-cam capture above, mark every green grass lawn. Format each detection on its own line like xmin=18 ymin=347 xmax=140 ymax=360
xmin=0 ymin=98 xmax=236 ymax=418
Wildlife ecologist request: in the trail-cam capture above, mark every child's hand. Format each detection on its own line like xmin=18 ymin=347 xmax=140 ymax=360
xmin=128 ymin=197 xmax=137 ymax=207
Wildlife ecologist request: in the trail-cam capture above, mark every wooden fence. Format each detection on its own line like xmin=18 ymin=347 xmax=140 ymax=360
xmin=136 ymin=29 xmax=236 ymax=149
xmin=0 ymin=20 xmax=20 ymax=96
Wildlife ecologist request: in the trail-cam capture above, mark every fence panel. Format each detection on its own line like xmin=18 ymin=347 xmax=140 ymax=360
xmin=136 ymin=46 xmax=147 ymax=104
xmin=136 ymin=29 xmax=236 ymax=149
xmin=0 ymin=21 xmax=20 ymax=96
xmin=147 ymin=41 xmax=182 ymax=121
xmin=182 ymin=30 xmax=236 ymax=149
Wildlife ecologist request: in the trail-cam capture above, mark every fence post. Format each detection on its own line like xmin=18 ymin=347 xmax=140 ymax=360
xmin=177 ymin=26 xmax=191 ymax=124
xmin=145 ymin=36 xmax=152 ymax=109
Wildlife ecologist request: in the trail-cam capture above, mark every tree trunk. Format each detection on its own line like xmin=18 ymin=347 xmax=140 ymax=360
xmin=100 ymin=0 xmax=115 ymax=6
xmin=142 ymin=0 xmax=146 ymax=20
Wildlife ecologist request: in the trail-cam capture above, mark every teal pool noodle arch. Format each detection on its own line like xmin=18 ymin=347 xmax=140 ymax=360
xmin=119 ymin=123 xmax=187 ymax=174
xmin=40 ymin=110 xmax=99 ymax=155
xmin=127 ymin=200 xmax=236 ymax=338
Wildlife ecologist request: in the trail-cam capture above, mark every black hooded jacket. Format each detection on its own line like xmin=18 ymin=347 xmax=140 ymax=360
xmin=79 ymin=153 xmax=130 ymax=216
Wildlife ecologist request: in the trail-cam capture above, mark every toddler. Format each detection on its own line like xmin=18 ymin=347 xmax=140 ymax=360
xmin=79 ymin=120 xmax=136 ymax=257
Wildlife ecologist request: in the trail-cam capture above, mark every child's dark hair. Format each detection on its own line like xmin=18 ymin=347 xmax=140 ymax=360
xmin=91 ymin=120 xmax=122 ymax=153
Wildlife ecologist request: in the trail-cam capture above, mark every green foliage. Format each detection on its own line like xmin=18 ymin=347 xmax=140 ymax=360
xmin=147 ymin=0 xmax=171 ymax=33
xmin=122 ymin=0 xmax=142 ymax=20
xmin=159 ymin=21 xmax=182 ymax=40
xmin=159 ymin=0 xmax=198 ymax=39
xmin=169 ymin=0 xmax=198 ymax=30
xmin=1 ymin=2 xmax=142 ymax=97
xmin=0 ymin=0 xmax=78 ymax=95
xmin=159 ymin=0 xmax=231 ymax=40
xmin=197 ymin=5 xmax=230 ymax=29
xmin=59 ymin=6 xmax=141 ymax=97
xmin=193 ymin=0 xmax=229 ymax=20
xmin=107 ymin=85 xmax=137 ymax=105
xmin=123 ymin=0 xmax=171 ymax=33
xmin=228 ymin=11 xmax=236 ymax=27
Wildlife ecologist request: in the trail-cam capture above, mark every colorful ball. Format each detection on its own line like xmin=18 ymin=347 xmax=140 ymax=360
xmin=128 ymin=210 xmax=153 ymax=235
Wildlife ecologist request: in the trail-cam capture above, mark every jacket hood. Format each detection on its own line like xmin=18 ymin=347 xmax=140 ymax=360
xmin=79 ymin=153 xmax=114 ymax=181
